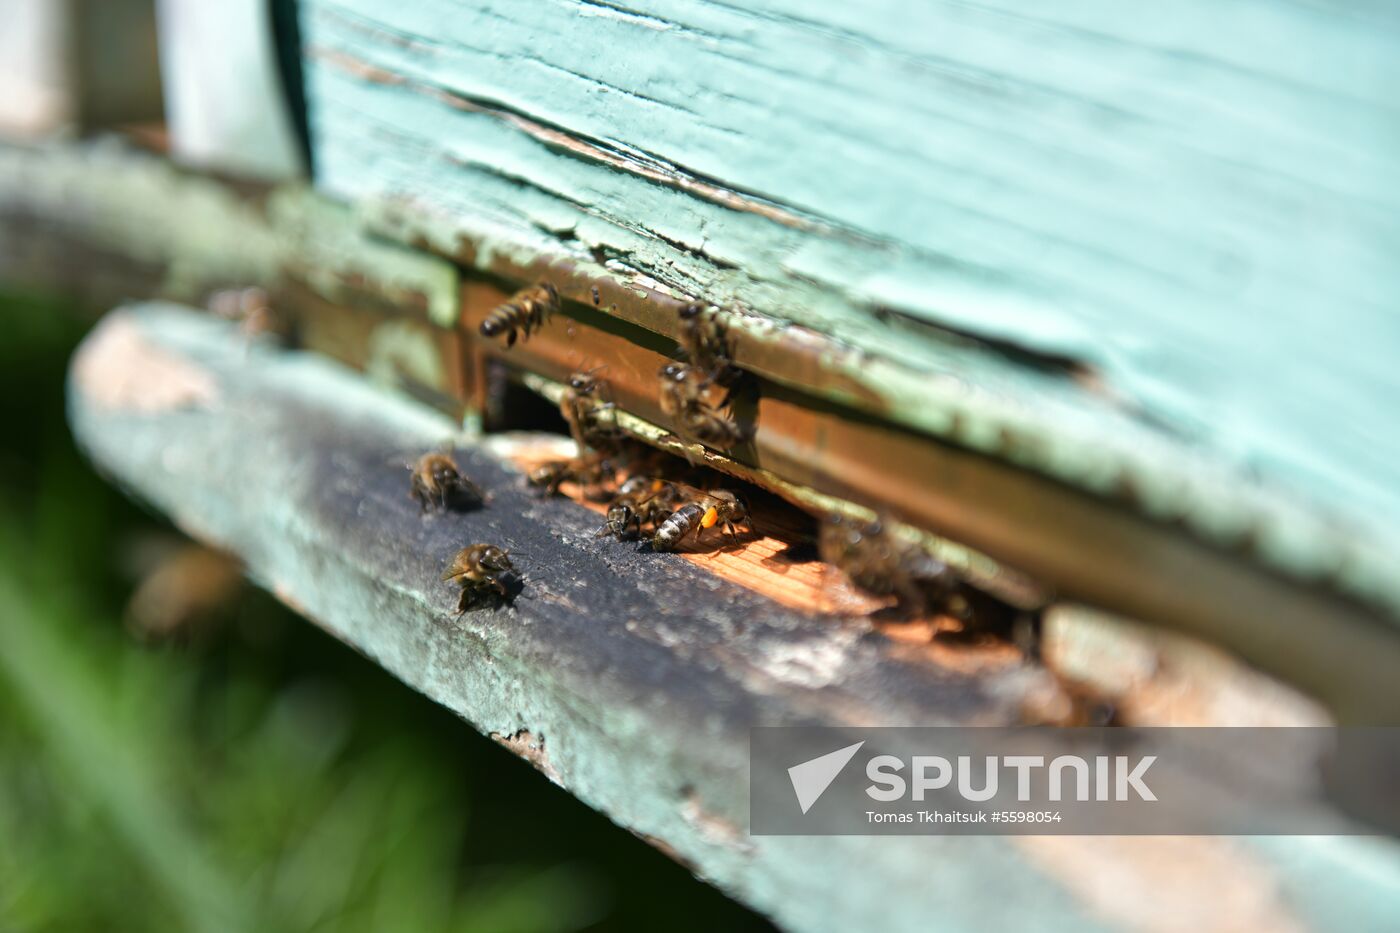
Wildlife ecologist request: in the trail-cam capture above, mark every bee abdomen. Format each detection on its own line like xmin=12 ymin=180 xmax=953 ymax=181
xmin=480 ymin=283 xmax=557 ymax=346
xmin=479 ymin=304 xmax=520 ymax=336
xmin=687 ymin=411 xmax=744 ymax=448
xmin=651 ymin=503 xmax=704 ymax=551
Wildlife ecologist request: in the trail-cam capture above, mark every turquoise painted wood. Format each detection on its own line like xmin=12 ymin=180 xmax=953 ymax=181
xmin=299 ymin=1 xmax=1400 ymax=602
xmin=67 ymin=303 xmax=1400 ymax=933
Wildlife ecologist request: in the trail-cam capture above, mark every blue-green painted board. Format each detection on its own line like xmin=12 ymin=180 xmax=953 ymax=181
xmin=67 ymin=304 xmax=1400 ymax=933
xmin=299 ymin=0 xmax=1400 ymax=604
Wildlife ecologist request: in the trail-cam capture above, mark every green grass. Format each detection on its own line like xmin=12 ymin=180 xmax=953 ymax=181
xmin=0 ymin=291 xmax=769 ymax=932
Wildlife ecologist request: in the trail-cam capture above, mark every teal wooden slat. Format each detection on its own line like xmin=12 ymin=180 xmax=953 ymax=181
xmin=66 ymin=303 xmax=1400 ymax=933
xmin=297 ymin=0 xmax=1400 ymax=613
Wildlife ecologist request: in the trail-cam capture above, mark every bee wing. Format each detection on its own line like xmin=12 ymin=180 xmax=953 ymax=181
xmin=386 ymin=445 xmax=457 ymax=470
xmin=665 ymin=479 xmax=706 ymax=499
xmin=634 ymin=488 xmax=665 ymax=506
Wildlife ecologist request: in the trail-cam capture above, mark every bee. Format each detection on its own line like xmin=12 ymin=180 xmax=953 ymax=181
xmin=677 ymin=301 xmax=735 ymax=381
xmin=650 ymin=486 xmax=751 ymax=551
xmin=124 ymin=543 xmax=245 ymax=643
xmin=819 ymin=514 xmax=958 ymax=616
xmin=527 ymin=451 xmax=616 ymax=499
xmin=409 ymin=452 xmax=484 ymax=511
xmin=559 ymin=369 xmax=620 ymax=453
xmin=596 ymin=476 xmax=681 ymax=540
xmin=657 ymin=362 xmax=745 ymax=449
xmin=442 ymin=544 xmax=517 ymax=615
xmin=657 ymin=362 xmax=708 ymax=418
xmin=480 ymin=282 xmax=558 ymax=347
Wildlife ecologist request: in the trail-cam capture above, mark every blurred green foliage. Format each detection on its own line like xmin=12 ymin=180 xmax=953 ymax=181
xmin=0 ymin=291 xmax=769 ymax=932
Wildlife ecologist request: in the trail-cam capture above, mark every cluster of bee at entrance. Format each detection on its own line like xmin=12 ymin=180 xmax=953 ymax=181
xmin=525 ymin=424 xmax=755 ymax=554
xmin=413 ymin=285 xmax=759 ymax=618
xmin=405 ymin=439 xmax=755 ymax=619
xmin=448 ymin=282 xmax=1021 ymax=639
xmin=478 ymin=285 xmax=759 ymax=555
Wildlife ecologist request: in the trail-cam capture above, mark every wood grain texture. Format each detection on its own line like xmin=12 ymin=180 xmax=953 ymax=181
xmin=298 ymin=0 xmax=1400 ymax=619
xmin=66 ymin=303 xmax=1400 ymax=932
xmin=10 ymin=140 xmax=1400 ymax=709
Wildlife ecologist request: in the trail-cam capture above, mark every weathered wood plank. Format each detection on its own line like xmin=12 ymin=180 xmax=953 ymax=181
xmin=298 ymin=0 xmax=1400 ymax=620
xmin=61 ymin=303 xmax=1056 ymax=931
xmin=8 ymin=141 xmax=1400 ymax=719
xmin=0 ymin=141 xmax=458 ymax=343
xmin=65 ymin=302 xmax=1400 ymax=932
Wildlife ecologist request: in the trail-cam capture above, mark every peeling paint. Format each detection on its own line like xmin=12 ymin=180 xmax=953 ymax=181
xmin=299 ymin=0 xmax=1400 ymax=625
xmin=679 ymin=786 xmax=751 ymax=852
xmin=490 ymin=728 xmax=562 ymax=784
xmin=66 ymin=304 xmax=1400 ymax=933
xmin=365 ymin=318 xmax=448 ymax=392
xmin=1017 ymin=837 xmax=1305 ymax=933
xmin=267 ymin=188 xmax=460 ymax=327
xmin=71 ymin=315 xmax=219 ymax=413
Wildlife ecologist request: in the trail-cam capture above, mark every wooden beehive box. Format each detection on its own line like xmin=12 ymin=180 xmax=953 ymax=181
xmin=5 ymin=2 xmax=1400 ymax=930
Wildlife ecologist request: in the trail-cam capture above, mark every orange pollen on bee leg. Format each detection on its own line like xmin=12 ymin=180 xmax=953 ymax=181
xmin=701 ymin=507 xmax=719 ymax=528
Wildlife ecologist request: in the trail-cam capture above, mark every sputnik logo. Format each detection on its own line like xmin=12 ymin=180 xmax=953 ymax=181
xmin=787 ymin=741 xmax=865 ymax=814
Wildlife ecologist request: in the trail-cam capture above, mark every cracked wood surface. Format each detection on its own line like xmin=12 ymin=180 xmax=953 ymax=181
xmin=66 ymin=303 xmax=1400 ymax=933
xmin=8 ymin=140 xmax=1400 ymax=719
xmin=298 ymin=0 xmax=1400 ymax=626
xmin=7 ymin=138 xmax=1400 ymax=632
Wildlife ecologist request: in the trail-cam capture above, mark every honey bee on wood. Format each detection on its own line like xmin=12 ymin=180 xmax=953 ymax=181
xmin=479 ymin=282 xmax=558 ymax=347
xmin=677 ymin=300 xmax=735 ymax=381
xmin=559 ymin=369 xmax=620 ymax=453
xmin=442 ymin=543 xmax=517 ymax=615
xmin=649 ymin=486 xmax=751 ymax=551
xmin=596 ymin=476 xmax=681 ymax=541
xmin=409 ymin=452 xmax=484 ymax=511
xmin=658 ymin=362 xmax=745 ymax=450
xmin=819 ymin=514 xmax=959 ymax=616
xmin=527 ymin=450 xmax=616 ymax=499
